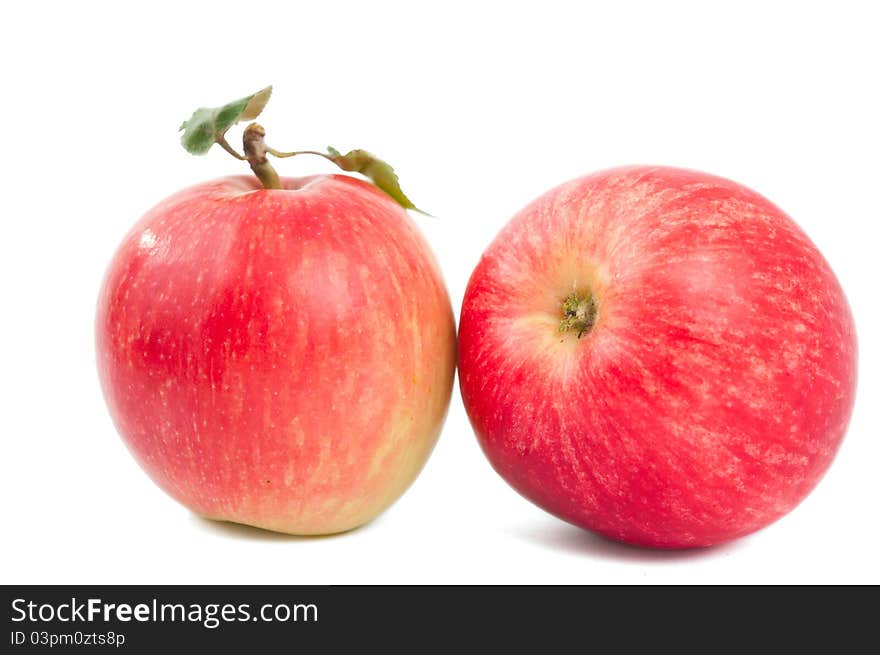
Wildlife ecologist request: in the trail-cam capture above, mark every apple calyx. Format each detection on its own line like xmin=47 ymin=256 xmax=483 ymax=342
xmin=559 ymin=292 xmax=597 ymax=338
xmin=179 ymin=86 xmax=427 ymax=213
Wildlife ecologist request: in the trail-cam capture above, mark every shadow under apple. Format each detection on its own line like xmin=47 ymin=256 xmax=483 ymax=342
xmin=509 ymin=516 xmax=751 ymax=563
xmin=189 ymin=514 xmax=373 ymax=542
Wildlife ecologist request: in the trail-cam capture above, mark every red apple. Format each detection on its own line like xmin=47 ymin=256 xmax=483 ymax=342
xmin=97 ymin=174 xmax=456 ymax=535
xmin=458 ymin=166 xmax=857 ymax=548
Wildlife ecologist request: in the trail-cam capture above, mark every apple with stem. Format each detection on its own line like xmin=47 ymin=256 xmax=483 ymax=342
xmin=96 ymin=87 xmax=456 ymax=535
xmin=458 ymin=166 xmax=857 ymax=548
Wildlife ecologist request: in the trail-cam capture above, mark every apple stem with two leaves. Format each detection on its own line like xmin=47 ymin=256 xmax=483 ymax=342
xmin=179 ymin=86 xmax=427 ymax=213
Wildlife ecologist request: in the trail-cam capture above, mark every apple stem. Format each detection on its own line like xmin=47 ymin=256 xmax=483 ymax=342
xmin=242 ymin=124 xmax=282 ymax=189
xmin=559 ymin=292 xmax=597 ymax=338
xmin=239 ymin=126 xmax=342 ymax=190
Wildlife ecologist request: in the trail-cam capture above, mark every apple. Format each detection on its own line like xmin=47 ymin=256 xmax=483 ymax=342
xmin=458 ymin=166 xmax=857 ymax=548
xmin=97 ymin=173 xmax=456 ymax=534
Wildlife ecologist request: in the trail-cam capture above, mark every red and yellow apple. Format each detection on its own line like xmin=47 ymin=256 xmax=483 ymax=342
xmin=458 ymin=166 xmax=857 ymax=548
xmin=97 ymin=174 xmax=456 ymax=535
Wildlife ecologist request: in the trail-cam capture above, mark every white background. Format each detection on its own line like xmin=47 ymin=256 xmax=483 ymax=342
xmin=1 ymin=1 xmax=877 ymax=584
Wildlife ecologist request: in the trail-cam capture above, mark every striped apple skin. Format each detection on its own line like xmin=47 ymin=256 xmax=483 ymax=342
xmin=97 ymin=175 xmax=456 ymax=535
xmin=458 ymin=166 xmax=857 ymax=548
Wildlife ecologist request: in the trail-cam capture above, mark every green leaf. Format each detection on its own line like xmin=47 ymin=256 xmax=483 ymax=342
xmin=179 ymin=108 xmax=216 ymax=155
xmin=326 ymin=147 xmax=428 ymax=214
xmin=179 ymin=86 xmax=273 ymax=155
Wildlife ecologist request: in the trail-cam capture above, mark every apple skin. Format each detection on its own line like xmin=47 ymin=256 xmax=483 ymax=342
xmin=97 ymin=174 xmax=456 ymax=535
xmin=458 ymin=166 xmax=857 ymax=548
